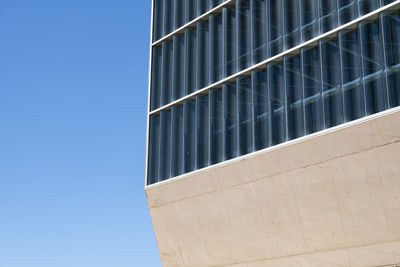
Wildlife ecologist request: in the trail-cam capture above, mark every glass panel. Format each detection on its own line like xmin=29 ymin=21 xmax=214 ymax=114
xmin=163 ymin=0 xmax=174 ymax=36
xmin=253 ymin=70 xmax=269 ymax=150
xmin=252 ymin=0 xmax=267 ymax=63
xmin=238 ymin=0 xmax=252 ymax=70
xmin=284 ymin=0 xmax=301 ymax=49
xmin=186 ymin=0 xmax=197 ymax=23
xmin=340 ymin=29 xmax=364 ymax=121
xmin=184 ymin=100 xmax=196 ymax=173
xmin=268 ymin=63 xmax=286 ymax=145
xmin=151 ymin=46 xmax=162 ymax=110
xmin=159 ymin=111 xmax=172 ymax=182
xmin=360 ymin=20 xmax=387 ymax=114
xmin=320 ymin=39 xmax=343 ymax=128
xmin=196 ymin=95 xmax=210 ymax=169
xmin=268 ymin=0 xmax=284 ymax=56
xmin=197 ymin=21 xmax=210 ymax=89
xmin=172 ymin=35 xmax=185 ymax=100
xmin=211 ymin=0 xmax=223 ymax=8
xmin=184 ymin=28 xmax=197 ymax=94
xmin=210 ymin=14 xmax=223 ymax=83
xmin=238 ymin=77 xmax=253 ymax=155
xmin=224 ymin=7 xmax=237 ymax=77
xmin=320 ymin=0 xmax=338 ymax=33
xmin=223 ymin=83 xmax=238 ymax=160
xmin=161 ymin=41 xmax=173 ymax=106
xmin=148 ymin=115 xmax=160 ymax=185
xmin=171 ymin=106 xmax=184 ymax=177
xmin=285 ymin=54 xmax=305 ymax=140
xmin=153 ymin=0 xmax=163 ymax=41
xmin=302 ymin=46 xmax=323 ymax=134
xmin=383 ymin=12 xmax=400 ymax=108
xmin=358 ymin=0 xmax=380 ymax=15
xmin=301 ymin=0 xmax=319 ymax=41
xmin=174 ymin=0 xmax=185 ymax=29
xmin=210 ymin=89 xmax=223 ymax=164
xmin=382 ymin=0 xmax=396 ymax=5
xmin=338 ymin=0 xmax=358 ymax=25
xmin=197 ymin=0 xmax=208 ymax=16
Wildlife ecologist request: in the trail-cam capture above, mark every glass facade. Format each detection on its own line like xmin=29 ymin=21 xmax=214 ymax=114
xmin=147 ymin=0 xmax=400 ymax=185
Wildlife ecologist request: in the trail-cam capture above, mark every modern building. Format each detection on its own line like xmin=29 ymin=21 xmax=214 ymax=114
xmin=145 ymin=0 xmax=400 ymax=266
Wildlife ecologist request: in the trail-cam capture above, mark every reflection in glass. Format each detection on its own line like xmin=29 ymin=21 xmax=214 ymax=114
xmin=171 ymin=106 xmax=184 ymax=177
xmin=383 ymin=12 xmax=400 ymax=108
xmin=210 ymin=89 xmax=223 ymax=164
xmin=302 ymin=46 xmax=323 ymax=134
xmin=184 ymin=100 xmax=196 ymax=173
xmin=196 ymin=95 xmax=209 ymax=169
xmin=285 ymin=55 xmax=304 ymax=140
xmin=223 ymin=83 xmax=238 ymax=160
xmin=320 ymin=39 xmax=343 ymax=128
xmin=360 ymin=21 xmax=387 ymax=114
xmin=268 ymin=63 xmax=286 ymax=145
xmin=253 ymin=70 xmax=269 ymax=150
xmin=340 ymin=29 xmax=364 ymax=121
xmin=238 ymin=77 xmax=253 ymax=155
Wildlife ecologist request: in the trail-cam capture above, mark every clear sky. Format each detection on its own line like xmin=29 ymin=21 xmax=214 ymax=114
xmin=0 ymin=0 xmax=161 ymax=266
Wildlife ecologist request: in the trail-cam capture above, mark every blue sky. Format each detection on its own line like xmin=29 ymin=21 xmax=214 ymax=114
xmin=0 ymin=0 xmax=161 ymax=266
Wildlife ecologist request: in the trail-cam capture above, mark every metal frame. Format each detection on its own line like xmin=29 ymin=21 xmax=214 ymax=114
xmin=145 ymin=0 xmax=400 ymax=188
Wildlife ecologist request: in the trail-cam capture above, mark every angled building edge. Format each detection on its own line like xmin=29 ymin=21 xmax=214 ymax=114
xmin=146 ymin=107 xmax=400 ymax=267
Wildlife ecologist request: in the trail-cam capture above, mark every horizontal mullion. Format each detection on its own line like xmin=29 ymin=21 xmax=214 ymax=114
xmin=152 ymin=0 xmax=234 ymax=46
xmin=149 ymin=0 xmax=400 ymax=116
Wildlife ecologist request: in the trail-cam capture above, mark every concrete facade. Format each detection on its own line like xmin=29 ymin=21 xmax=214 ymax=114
xmin=146 ymin=107 xmax=400 ymax=267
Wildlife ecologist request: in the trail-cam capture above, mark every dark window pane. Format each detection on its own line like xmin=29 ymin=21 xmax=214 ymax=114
xmin=383 ymin=12 xmax=400 ymax=108
xmin=360 ymin=21 xmax=387 ymax=114
xmin=320 ymin=39 xmax=343 ymax=128
xmin=196 ymin=95 xmax=210 ymax=169
xmin=171 ymin=106 xmax=184 ymax=177
xmin=238 ymin=77 xmax=253 ymax=155
xmin=174 ymin=0 xmax=185 ymax=29
xmin=210 ymin=14 xmax=223 ymax=83
xmin=238 ymin=0 xmax=252 ymax=70
xmin=268 ymin=0 xmax=284 ymax=56
xmin=320 ymin=0 xmax=338 ymax=33
xmin=186 ymin=0 xmax=197 ymax=22
xmin=148 ymin=115 xmax=160 ymax=185
xmin=197 ymin=21 xmax=210 ymax=89
xmin=338 ymin=0 xmax=358 ymax=25
xmin=285 ymin=55 xmax=305 ymax=140
xmin=268 ymin=63 xmax=286 ymax=145
xmin=163 ymin=0 xmax=174 ymax=36
xmin=153 ymin=0 xmax=163 ymax=41
xmin=252 ymin=0 xmax=267 ymax=63
xmin=340 ymin=29 xmax=364 ymax=121
xmin=224 ymin=7 xmax=237 ymax=77
xmin=184 ymin=100 xmax=196 ymax=173
xmin=358 ymin=0 xmax=380 ymax=16
xmin=284 ymin=0 xmax=301 ymax=49
xmin=159 ymin=111 xmax=172 ymax=181
xmin=210 ymin=89 xmax=223 ymax=164
xmin=253 ymin=70 xmax=269 ymax=150
xmin=151 ymin=46 xmax=162 ymax=110
xmin=301 ymin=0 xmax=319 ymax=41
xmin=172 ymin=35 xmax=185 ymax=100
xmin=185 ymin=28 xmax=197 ymax=94
xmin=302 ymin=46 xmax=323 ymax=134
xmin=223 ymin=83 xmax=238 ymax=160
xmin=161 ymin=41 xmax=173 ymax=106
